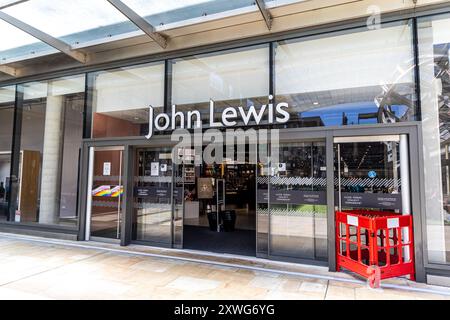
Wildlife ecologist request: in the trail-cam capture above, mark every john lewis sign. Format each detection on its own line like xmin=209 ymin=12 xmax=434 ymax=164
xmin=145 ymin=95 xmax=290 ymax=139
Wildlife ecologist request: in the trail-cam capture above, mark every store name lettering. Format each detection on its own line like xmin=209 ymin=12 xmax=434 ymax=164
xmin=145 ymin=95 xmax=290 ymax=139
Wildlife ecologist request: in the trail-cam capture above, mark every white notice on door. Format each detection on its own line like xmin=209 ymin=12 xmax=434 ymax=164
xmin=151 ymin=162 xmax=159 ymax=176
xmin=103 ymin=162 xmax=111 ymax=176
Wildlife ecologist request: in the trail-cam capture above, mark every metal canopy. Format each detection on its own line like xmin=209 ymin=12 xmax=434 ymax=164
xmin=0 ymin=11 xmax=86 ymax=63
xmin=106 ymin=0 xmax=168 ymax=49
xmin=255 ymin=0 xmax=272 ymax=30
xmin=0 ymin=0 xmax=308 ymax=70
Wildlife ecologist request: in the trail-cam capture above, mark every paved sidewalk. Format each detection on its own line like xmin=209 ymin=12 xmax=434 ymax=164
xmin=0 ymin=234 xmax=449 ymax=300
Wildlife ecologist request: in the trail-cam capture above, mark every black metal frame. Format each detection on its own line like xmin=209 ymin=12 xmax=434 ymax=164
xmin=0 ymin=4 xmax=449 ymax=279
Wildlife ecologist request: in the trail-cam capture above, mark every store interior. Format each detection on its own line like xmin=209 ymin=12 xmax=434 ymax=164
xmin=131 ymin=145 xmax=257 ymax=256
xmin=182 ymin=160 xmax=257 ymax=256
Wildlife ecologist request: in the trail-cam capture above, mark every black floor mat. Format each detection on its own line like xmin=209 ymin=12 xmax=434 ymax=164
xmin=183 ymin=225 xmax=256 ymax=256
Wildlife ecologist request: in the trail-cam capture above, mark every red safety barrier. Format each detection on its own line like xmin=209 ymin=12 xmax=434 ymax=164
xmin=336 ymin=210 xmax=415 ymax=288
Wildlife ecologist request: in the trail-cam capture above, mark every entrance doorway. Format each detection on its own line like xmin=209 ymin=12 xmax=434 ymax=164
xmin=81 ymin=128 xmax=422 ymax=276
xmin=181 ymin=152 xmax=257 ymax=256
xmin=86 ymin=146 xmax=124 ymax=241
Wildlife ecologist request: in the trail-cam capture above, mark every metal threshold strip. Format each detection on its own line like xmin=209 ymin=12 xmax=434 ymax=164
xmin=1 ymin=232 xmax=449 ymax=297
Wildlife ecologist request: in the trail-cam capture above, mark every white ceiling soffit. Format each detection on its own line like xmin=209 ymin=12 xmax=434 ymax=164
xmin=0 ymin=0 xmax=448 ymax=77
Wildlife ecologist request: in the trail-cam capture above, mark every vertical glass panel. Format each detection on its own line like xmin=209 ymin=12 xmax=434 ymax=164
xmin=269 ymin=142 xmax=327 ymax=261
xmin=171 ymin=45 xmax=269 ymax=128
xmin=132 ymin=147 xmax=173 ymax=245
xmin=14 ymin=75 xmax=85 ymax=226
xmin=418 ymin=14 xmax=450 ymax=265
xmin=91 ymin=62 xmax=165 ymax=138
xmin=275 ymin=22 xmax=416 ymax=127
xmin=90 ymin=147 xmax=124 ymax=239
xmin=0 ymin=86 xmax=15 ymax=221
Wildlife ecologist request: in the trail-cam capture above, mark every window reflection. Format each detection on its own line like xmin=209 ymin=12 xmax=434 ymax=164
xmin=171 ymin=45 xmax=270 ymax=129
xmin=275 ymin=22 xmax=417 ymax=127
xmin=91 ymin=62 xmax=165 ymax=138
xmin=418 ymin=14 xmax=450 ymax=265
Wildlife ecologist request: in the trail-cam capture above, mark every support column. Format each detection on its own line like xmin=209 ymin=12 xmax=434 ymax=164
xmin=39 ymin=86 xmax=64 ymax=225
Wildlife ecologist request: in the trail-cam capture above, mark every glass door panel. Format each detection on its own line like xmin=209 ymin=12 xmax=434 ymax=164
xmin=89 ymin=146 xmax=124 ymax=240
xmin=268 ymin=142 xmax=327 ymax=261
xmin=132 ymin=148 xmax=173 ymax=245
xmin=334 ymin=135 xmax=406 ymax=213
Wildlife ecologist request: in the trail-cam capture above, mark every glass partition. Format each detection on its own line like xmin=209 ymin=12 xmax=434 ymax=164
xmin=418 ymin=14 xmax=450 ymax=265
xmin=275 ymin=21 xmax=417 ymax=128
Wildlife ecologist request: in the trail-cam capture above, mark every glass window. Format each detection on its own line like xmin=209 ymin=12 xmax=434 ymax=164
xmin=91 ymin=62 xmax=165 ymax=138
xmin=12 ymin=75 xmax=85 ymax=226
xmin=171 ymin=45 xmax=270 ymax=129
xmin=275 ymin=22 xmax=417 ymax=127
xmin=0 ymin=86 xmax=14 ymax=221
xmin=418 ymin=14 xmax=450 ymax=265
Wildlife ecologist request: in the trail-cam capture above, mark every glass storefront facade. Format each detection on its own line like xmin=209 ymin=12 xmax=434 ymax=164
xmin=1 ymin=11 xmax=450 ymax=281
xmin=3 ymin=75 xmax=85 ymax=227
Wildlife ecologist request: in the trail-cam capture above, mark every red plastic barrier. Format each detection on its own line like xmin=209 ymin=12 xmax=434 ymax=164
xmin=336 ymin=210 xmax=415 ymax=288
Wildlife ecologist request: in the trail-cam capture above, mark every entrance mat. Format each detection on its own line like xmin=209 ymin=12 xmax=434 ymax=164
xmin=183 ymin=225 xmax=256 ymax=257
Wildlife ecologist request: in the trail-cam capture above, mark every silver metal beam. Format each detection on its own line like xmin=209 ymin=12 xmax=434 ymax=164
xmin=0 ymin=0 xmax=29 ymax=10
xmin=106 ymin=0 xmax=168 ymax=49
xmin=0 ymin=64 xmax=17 ymax=76
xmin=255 ymin=0 xmax=272 ymax=30
xmin=0 ymin=11 xmax=86 ymax=63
